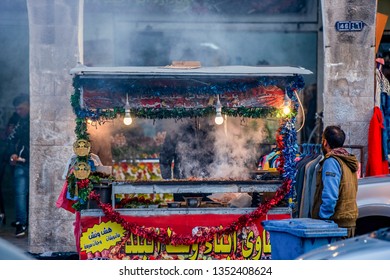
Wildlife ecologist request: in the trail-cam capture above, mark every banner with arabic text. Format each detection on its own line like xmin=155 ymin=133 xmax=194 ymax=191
xmin=79 ymin=212 xmax=290 ymax=260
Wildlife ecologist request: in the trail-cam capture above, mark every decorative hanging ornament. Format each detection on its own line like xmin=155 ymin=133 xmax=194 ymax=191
xmin=74 ymin=161 xmax=91 ymax=179
xmin=73 ymin=139 xmax=91 ymax=156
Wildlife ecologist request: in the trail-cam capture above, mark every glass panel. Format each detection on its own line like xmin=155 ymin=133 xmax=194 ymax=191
xmin=85 ymin=0 xmax=318 ymax=22
xmin=87 ymin=116 xmax=277 ymax=180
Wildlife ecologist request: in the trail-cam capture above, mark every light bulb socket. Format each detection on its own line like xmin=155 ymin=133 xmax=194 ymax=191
xmin=283 ymin=92 xmax=291 ymax=104
xmin=216 ymin=95 xmax=222 ymax=114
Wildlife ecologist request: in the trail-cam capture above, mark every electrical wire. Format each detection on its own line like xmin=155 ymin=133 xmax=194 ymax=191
xmin=294 ymin=89 xmax=305 ymax=132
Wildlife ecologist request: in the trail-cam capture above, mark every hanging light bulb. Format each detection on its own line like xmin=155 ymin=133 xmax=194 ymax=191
xmin=123 ymin=93 xmax=132 ymax=126
xmin=282 ymin=91 xmax=291 ymax=115
xmin=215 ymin=95 xmax=224 ymax=125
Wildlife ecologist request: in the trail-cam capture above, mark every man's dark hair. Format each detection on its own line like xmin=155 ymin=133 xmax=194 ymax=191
xmin=323 ymin=125 xmax=345 ymax=149
xmin=13 ymin=94 xmax=29 ymax=107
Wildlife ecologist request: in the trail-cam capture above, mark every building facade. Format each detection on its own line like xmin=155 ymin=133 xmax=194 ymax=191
xmin=0 ymin=0 xmax=379 ymax=253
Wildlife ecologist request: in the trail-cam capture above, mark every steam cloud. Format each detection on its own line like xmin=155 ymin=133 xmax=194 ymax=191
xmin=209 ymin=118 xmax=268 ymax=179
xmin=164 ymin=117 xmax=269 ymax=180
xmin=91 ymin=117 xmax=270 ymax=180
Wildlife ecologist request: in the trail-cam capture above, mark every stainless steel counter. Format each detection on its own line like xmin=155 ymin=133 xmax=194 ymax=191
xmin=81 ymin=206 xmax=291 ymax=217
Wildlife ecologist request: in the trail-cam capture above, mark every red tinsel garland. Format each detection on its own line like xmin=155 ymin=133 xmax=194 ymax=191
xmin=89 ymin=178 xmax=291 ymax=246
xmin=77 ymin=179 xmax=90 ymax=189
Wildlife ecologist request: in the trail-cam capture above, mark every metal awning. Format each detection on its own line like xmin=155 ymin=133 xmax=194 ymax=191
xmin=70 ymin=64 xmax=313 ymax=77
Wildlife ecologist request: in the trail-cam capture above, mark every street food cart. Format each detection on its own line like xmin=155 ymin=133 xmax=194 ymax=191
xmin=59 ymin=64 xmax=311 ymax=260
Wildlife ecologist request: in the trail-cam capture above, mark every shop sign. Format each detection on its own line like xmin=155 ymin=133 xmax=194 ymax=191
xmin=80 ymin=221 xmax=126 ymax=253
xmin=79 ymin=213 xmax=290 ymax=260
xmin=335 ymin=20 xmax=365 ymax=32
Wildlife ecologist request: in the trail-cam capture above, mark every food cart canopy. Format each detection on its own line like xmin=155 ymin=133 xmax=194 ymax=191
xmin=70 ymin=64 xmax=312 ymax=116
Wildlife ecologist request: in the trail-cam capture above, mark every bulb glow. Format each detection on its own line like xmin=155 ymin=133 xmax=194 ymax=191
xmin=282 ymin=92 xmax=291 ymax=115
xmin=123 ymin=110 xmax=132 ymax=125
xmin=283 ymin=106 xmax=291 ymax=115
xmin=123 ymin=116 xmax=132 ymax=125
xmin=215 ymin=114 xmax=224 ymax=125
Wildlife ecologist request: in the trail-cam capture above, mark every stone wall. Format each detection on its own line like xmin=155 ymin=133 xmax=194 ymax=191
xmin=321 ymin=0 xmax=377 ymax=170
xmin=27 ymin=0 xmax=79 ymax=253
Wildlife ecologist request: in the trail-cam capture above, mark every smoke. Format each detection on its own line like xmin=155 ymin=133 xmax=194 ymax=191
xmin=82 ymin=1 xmax=282 ymax=67
xmin=207 ymin=117 xmax=268 ymax=179
xmin=88 ymin=116 xmax=270 ymax=180
xmin=87 ymin=120 xmax=116 ymax=166
xmin=162 ymin=117 xmax=269 ymax=180
xmin=0 ymin=0 xmax=29 ymax=130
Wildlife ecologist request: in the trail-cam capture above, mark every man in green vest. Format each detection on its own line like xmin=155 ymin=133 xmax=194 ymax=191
xmin=312 ymin=125 xmax=359 ymax=238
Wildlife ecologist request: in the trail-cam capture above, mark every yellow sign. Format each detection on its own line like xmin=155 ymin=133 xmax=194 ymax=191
xmin=80 ymin=221 xmax=126 ymax=253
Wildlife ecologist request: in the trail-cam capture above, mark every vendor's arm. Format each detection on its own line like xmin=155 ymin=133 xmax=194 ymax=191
xmin=319 ymin=157 xmax=342 ymax=219
xmin=159 ymin=134 xmax=175 ymax=179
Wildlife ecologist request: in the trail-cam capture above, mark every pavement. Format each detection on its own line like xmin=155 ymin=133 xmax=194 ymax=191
xmin=0 ymin=218 xmax=29 ymax=255
xmin=0 ymin=164 xmax=31 ymax=258
xmin=0 ymin=219 xmax=79 ymax=260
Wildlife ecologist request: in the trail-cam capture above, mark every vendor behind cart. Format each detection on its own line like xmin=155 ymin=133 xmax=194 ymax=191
xmin=160 ymin=118 xmax=215 ymax=179
xmin=159 ymin=118 xmax=215 ymax=200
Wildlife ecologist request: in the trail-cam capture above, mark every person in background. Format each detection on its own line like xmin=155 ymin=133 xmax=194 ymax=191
xmin=312 ymin=125 xmax=359 ymax=238
xmin=160 ymin=119 xmax=215 ymax=180
xmin=7 ymin=94 xmax=30 ymax=237
xmin=0 ymin=110 xmax=20 ymax=225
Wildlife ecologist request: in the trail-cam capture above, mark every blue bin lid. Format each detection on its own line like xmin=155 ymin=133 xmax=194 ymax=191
xmin=262 ymin=218 xmax=347 ymax=238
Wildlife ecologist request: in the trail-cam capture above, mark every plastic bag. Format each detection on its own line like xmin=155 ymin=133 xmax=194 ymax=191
xmin=207 ymin=193 xmax=241 ymax=204
xmin=229 ymin=193 xmax=252 ymax=208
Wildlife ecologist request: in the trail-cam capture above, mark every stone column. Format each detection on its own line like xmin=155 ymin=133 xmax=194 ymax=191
xmin=27 ymin=0 xmax=79 ymax=253
xmin=321 ymin=0 xmax=377 ymax=171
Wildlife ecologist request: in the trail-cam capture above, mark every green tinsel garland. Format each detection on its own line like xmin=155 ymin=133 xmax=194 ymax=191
xmin=70 ymin=75 xmax=291 ymax=139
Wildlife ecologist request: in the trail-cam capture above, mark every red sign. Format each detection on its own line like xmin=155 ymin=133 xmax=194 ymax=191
xmin=79 ymin=212 xmax=290 ymax=260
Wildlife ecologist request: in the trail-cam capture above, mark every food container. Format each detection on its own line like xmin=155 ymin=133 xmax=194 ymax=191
xmin=167 ymin=202 xmax=181 ymax=208
xmin=148 ymin=204 xmax=159 ymax=209
xmin=184 ymin=197 xmax=202 ymax=208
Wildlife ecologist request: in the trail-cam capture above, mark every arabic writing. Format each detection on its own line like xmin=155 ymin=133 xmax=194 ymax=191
xmin=80 ymin=221 xmax=126 ymax=253
xmin=124 ymin=227 xmax=269 ymax=260
xmin=335 ymin=20 xmax=365 ymax=32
